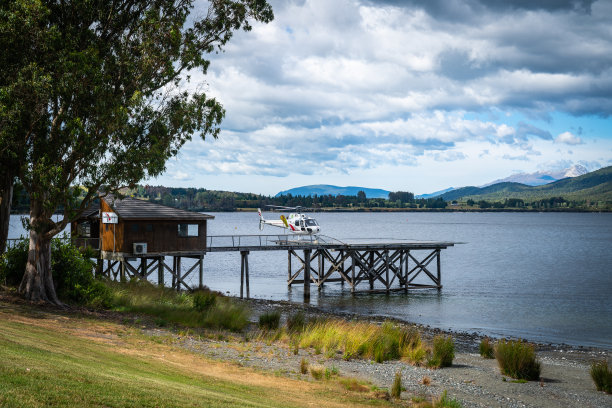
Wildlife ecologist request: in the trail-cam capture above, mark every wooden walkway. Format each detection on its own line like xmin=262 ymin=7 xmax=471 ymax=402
xmin=96 ymin=234 xmax=455 ymax=300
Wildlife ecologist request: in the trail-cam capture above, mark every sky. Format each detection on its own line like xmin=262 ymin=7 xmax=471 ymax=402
xmin=150 ymin=0 xmax=612 ymax=196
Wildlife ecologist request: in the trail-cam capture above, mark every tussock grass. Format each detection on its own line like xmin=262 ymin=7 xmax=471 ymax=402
xmin=297 ymin=319 xmax=427 ymax=364
xmin=494 ymin=339 xmax=541 ymax=380
xmin=435 ymin=390 xmax=463 ymax=408
xmin=428 ymin=335 xmax=455 ymax=368
xmin=310 ymin=365 xmax=325 ymax=380
xmin=286 ymin=311 xmax=306 ymax=332
xmin=258 ymin=311 xmax=281 ymax=331
xmin=107 ymin=281 xmax=249 ymax=331
xmin=300 ymin=357 xmax=309 ymax=374
xmin=590 ymin=359 xmax=612 ymax=393
xmin=391 ymin=371 xmax=402 ymax=399
xmin=479 ymin=338 xmax=494 ymax=359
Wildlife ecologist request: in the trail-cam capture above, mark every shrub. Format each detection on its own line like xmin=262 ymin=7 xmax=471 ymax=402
xmin=590 ymin=360 xmax=612 ymax=393
xmin=52 ymin=239 xmax=112 ymax=307
xmin=0 ymin=239 xmax=29 ymax=286
xmin=310 ymin=365 xmax=325 ymax=380
xmin=494 ymin=339 xmax=541 ymax=380
xmin=435 ymin=390 xmax=462 ymax=408
xmin=300 ymin=357 xmax=308 ymax=374
xmin=192 ymin=289 xmax=217 ymax=312
xmin=286 ymin=311 xmax=306 ymax=332
xmin=391 ymin=371 xmax=402 ymax=399
xmin=258 ymin=311 xmax=281 ymax=331
xmin=429 ymin=335 xmax=454 ymax=368
xmin=479 ymin=338 xmax=494 ymax=359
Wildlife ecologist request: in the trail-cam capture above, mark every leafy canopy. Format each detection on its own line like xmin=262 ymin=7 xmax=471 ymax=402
xmin=0 ymin=0 xmax=273 ymax=235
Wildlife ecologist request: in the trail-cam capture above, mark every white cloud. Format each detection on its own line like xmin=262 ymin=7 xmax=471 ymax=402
xmin=555 ymin=131 xmax=584 ymax=145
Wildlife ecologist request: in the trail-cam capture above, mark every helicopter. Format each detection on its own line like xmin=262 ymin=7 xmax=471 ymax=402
xmin=258 ymin=206 xmax=320 ymax=235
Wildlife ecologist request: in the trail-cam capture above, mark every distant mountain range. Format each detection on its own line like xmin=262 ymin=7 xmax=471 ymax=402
xmin=275 ymin=185 xmax=391 ymax=199
xmin=274 ymin=165 xmax=609 ymax=202
xmin=440 ymin=165 xmax=612 ymax=202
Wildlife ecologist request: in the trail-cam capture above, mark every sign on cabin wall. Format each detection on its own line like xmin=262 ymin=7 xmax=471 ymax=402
xmin=102 ymin=212 xmax=118 ymax=224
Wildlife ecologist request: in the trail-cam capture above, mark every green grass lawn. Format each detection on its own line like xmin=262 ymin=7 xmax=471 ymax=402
xmin=0 ymin=302 xmax=393 ymax=407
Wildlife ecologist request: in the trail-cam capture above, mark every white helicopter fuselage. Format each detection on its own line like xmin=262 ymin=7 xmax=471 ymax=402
xmin=258 ymin=209 xmax=320 ymax=235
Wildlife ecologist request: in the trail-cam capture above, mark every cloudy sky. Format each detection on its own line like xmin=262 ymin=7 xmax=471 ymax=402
xmin=151 ymin=0 xmax=612 ymax=196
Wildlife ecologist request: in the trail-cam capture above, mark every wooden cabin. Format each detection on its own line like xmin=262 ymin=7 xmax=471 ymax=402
xmin=71 ymin=202 xmax=101 ymax=249
xmin=72 ymin=196 xmax=214 ymax=257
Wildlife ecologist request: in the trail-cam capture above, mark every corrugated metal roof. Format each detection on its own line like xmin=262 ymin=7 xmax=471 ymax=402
xmin=103 ymin=196 xmax=214 ymax=221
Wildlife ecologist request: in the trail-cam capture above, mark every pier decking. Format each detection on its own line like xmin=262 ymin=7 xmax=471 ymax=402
xmin=96 ymin=234 xmax=455 ymax=300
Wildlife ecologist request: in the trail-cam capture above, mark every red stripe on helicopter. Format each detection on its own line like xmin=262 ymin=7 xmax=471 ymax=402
xmin=289 ymin=224 xmax=295 ymax=231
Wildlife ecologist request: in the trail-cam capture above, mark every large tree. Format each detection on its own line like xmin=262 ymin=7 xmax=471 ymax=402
xmin=0 ymin=0 xmax=273 ymax=303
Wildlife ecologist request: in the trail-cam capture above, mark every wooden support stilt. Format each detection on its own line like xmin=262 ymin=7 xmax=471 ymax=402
xmin=287 ymin=250 xmax=292 ymax=282
xmin=385 ymin=250 xmax=390 ymax=293
xmin=351 ymin=250 xmax=356 ymax=293
xmin=369 ymin=251 xmax=374 ymax=289
xmin=120 ymin=260 xmax=126 ymax=282
xmin=158 ymin=256 xmax=164 ymax=287
xmin=303 ymin=249 xmax=311 ymax=301
xmin=240 ymin=251 xmax=250 ymax=299
xmin=198 ymin=254 xmax=204 ymax=289
xmin=140 ymin=258 xmax=147 ymax=277
xmin=436 ymin=249 xmax=442 ymax=290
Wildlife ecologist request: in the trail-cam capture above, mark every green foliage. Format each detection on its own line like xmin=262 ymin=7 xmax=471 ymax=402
xmin=286 ymin=311 xmax=306 ymax=332
xmin=391 ymin=371 xmax=402 ymax=399
xmin=192 ymin=289 xmax=217 ymax=312
xmin=494 ymin=339 xmax=541 ymax=380
xmin=0 ymin=238 xmax=111 ymax=306
xmin=108 ymin=281 xmax=249 ymax=331
xmin=258 ymin=311 xmax=281 ymax=331
xmin=51 ymin=239 xmax=112 ymax=307
xmin=590 ymin=360 xmax=612 ymax=393
xmin=435 ymin=390 xmax=463 ymax=408
xmin=428 ymin=335 xmax=455 ymax=368
xmin=479 ymin=338 xmax=495 ymax=359
xmin=1 ymin=0 xmax=274 ymax=302
xmin=0 ymin=239 xmax=28 ymax=286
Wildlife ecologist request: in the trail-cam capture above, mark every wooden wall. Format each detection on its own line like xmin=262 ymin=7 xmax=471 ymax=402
xmin=100 ymin=199 xmax=124 ymax=252
xmin=100 ymin=199 xmax=207 ymax=254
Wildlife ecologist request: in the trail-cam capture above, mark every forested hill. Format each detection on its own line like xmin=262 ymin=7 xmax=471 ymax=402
xmin=441 ymin=165 xmax=612 ymax=202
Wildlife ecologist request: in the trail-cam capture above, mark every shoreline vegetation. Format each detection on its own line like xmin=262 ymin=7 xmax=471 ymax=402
xmin=8 ymin=164 xmax=612 ymax=214
xmin=1 ymin=280 xmax=610 ymax=407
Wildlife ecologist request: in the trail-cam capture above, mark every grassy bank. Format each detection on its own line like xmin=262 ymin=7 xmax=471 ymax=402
xmin=0 ymin=299 xmax=397 ymax=408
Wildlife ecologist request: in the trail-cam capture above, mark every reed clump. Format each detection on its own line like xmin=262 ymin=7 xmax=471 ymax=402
xmin=295 ymin=319 xmax=428 ymax=364
xmin=258 ymin=311 xmax=281 ymax=331
xmin=590 ymin=359 xmax=612 ymax=393
xmin=494 ymin=339 xmax=541 ymax=380
xmin=428 ymin=335 xmax=455 ymax=368
xmin=479 ymin=338 xmax=494 ymax=359
xmin=391 ymin=371 xmax=402 ymax=399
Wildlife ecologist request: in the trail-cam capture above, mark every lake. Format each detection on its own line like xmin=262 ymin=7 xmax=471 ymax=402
xmin=8 ymin=211 xmax=612 ymax=349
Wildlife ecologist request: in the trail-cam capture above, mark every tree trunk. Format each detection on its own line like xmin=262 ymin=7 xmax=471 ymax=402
xmin=0 ymin=174 xmax=13 ymax=255
xmin=18 ymin=208 xmax=61 ymax=305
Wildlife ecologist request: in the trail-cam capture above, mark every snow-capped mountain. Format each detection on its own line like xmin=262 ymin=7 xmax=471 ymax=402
xmin=482 ymin=165 xmax=589 ymax=187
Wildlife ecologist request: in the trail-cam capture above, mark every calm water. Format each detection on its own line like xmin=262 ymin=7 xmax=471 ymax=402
xmin=8 ymin=212 xmax=612 ymax=348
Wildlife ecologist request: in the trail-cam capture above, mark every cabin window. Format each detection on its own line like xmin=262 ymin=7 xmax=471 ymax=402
xmin=178 ymin=223 xmax=198 ymax=237
xmin=145 ymin=224 xmax=153 ymax=232
xmin=130 ymin=224 xmax=139 ymax=233
xmin=77 ymin=222 xmax=91 ymax=237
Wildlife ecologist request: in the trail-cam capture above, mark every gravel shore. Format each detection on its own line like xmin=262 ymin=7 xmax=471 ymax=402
xmin=159 ymin=297 xmax=611 ymax=408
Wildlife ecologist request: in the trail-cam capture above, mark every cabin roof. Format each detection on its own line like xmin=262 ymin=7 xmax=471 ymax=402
xmin=103 ymin=196 xmax=214 ymax=221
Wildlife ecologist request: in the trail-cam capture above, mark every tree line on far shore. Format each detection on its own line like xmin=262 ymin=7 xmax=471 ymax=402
xmin=10 ymin=183 xmax=600 ymax=213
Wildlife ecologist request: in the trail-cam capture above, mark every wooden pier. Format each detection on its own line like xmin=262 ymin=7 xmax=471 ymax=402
xmin=96 ymin=234 xmax=454 ymax=301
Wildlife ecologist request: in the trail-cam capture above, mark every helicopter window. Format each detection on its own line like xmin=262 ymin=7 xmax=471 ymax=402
xmin=305 ymin=219 xmax=318 ymax=226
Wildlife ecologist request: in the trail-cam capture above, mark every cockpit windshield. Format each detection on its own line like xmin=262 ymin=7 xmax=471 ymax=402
xmin=305 ymin=219 xmax=318 ymax=226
